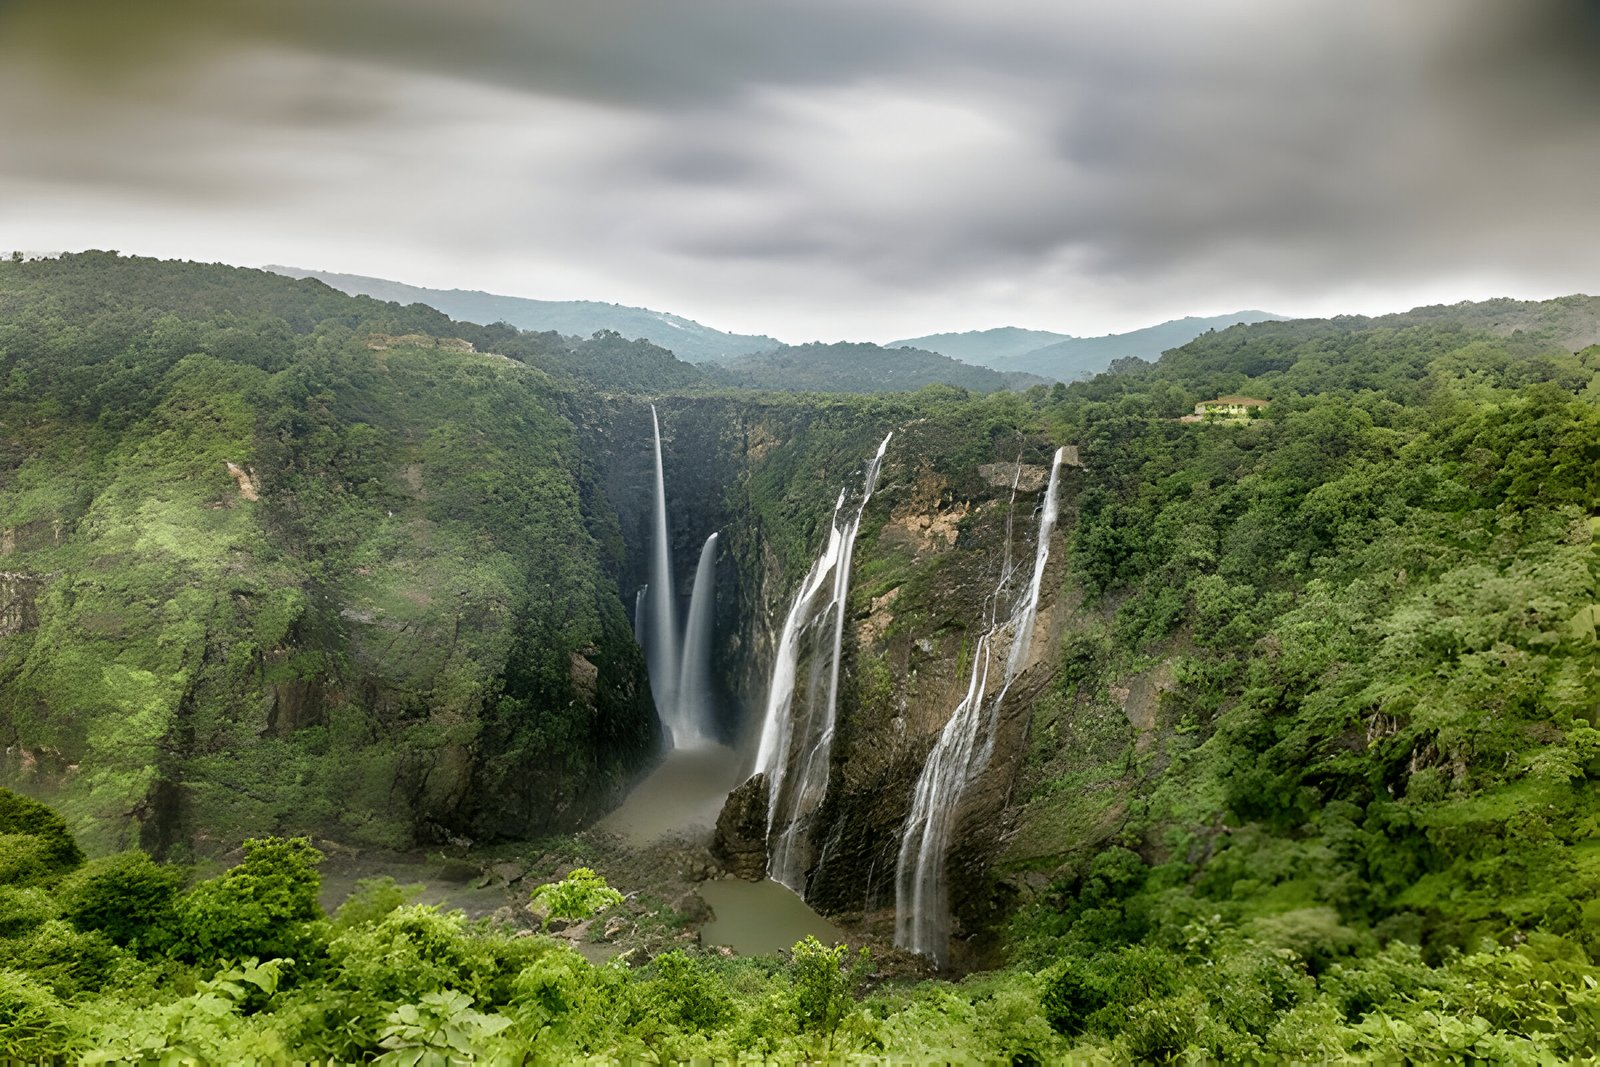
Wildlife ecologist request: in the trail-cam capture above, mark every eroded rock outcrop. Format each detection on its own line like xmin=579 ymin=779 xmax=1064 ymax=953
xmin=713 ymin=773 xmax=769 ymax=880
xmin=0 ymin=571 xmax=41 ymax=638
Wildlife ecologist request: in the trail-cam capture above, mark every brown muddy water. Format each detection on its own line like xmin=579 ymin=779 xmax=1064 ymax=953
xmin=596 ymin=743 xmax=746 ymax=845
xmin=600 ymin=743 xmax=846 ymax=954
xmin=696 ymin=877 xmax=843 ymax=955
xmin=316 ymin=743 xmax=850 ymax=959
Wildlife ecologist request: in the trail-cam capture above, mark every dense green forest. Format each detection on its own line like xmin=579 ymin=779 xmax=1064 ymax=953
xmin=703 ymin=340 xmax=1044 ymax=394
xmin=2 ymin=253 xmax=1598 ymax=1060
xmin=0 ymin=253 xmax=665 ymax=855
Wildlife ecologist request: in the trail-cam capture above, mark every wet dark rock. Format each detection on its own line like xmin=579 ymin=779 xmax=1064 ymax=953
xmin=712 ymin=773 xmax=769 ymax=880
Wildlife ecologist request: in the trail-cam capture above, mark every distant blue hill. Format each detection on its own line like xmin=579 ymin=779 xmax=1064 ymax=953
xmin=702 ymin=341 xmax=1046 ymax=395
xmin=265 ymin=266 xmax=781 ymax=364
xmin=892 ymin=311 xmax=1282 ymax=382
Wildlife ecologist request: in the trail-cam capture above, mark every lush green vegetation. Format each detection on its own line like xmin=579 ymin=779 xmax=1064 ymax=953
xmin=4 ymin=788 xmax=1597 ymax=1061
xmin=0 ymin=252 xmax=656 ymax=855
xmin=989 ymin=312 xmax=1600 ymax=1056
xmin=2 ymin=253 xmax=1598 ymax=1060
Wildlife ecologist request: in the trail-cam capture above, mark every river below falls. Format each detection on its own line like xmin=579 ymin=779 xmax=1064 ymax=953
xmin=597 ymin=743 xmax=843 ymax=954
xmin=595 ymin=743 xmax=746 ymax=845
xmin=314 ymin=744 xmax=847 ymax=959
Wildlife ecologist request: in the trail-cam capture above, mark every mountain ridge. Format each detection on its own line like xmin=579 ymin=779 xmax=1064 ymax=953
xmin=703 ymin=340 xmax=1046 ymax=394
xmin=893 ymin=310 xmax=1281 ymax=381
xmin=264 ymin=265 xmax=782 ymax=364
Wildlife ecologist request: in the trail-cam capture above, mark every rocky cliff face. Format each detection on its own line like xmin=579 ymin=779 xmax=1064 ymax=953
xmin=0 ymin=571 xmax=40 ymax=639
xmin=798 ymin=440 xmax=1081 ymax=969
xmin=713 ymin=772 xmax=769 ymax=880
xmin=605 ymin=401 xmax=1084 ymax=965
xmin=576 ymin=395 xmax=902 ymax=746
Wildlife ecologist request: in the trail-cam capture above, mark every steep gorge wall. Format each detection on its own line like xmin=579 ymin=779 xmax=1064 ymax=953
xmin=0 ymin=343 xmax=658 ymax=857
xmin=801 ymin=438 xmax=1083 ymax=967
xmin=590 ymin=398 xmax=1090 ymax=964
xmin=576 ymin=396 xmax=912 ymax=746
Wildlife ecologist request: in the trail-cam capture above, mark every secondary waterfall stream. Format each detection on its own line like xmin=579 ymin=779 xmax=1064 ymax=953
xmin=753 ymin=432 xmax=893 ymax=893
xmin=675 ymin=532 xmax=719 ymax=741
xmin=894 ymin=446 xmax=1067 ymax=965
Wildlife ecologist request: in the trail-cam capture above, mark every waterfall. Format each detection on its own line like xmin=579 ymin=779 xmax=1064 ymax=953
xmin=673 ymin=532 xmax=719 ymax=748
xmin=636 ymin=408 xmax=718 ymax=749
xmin=645 ymin=405 xmax=682 ymax=742
xmin=895 ymin=447 xmax=1067 ymax=965
xmin=754 ymin=432 xmax=893 ymax=892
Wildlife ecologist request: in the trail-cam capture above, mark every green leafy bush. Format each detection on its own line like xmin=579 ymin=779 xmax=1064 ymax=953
xmin=0 ymin=967 xmax=75 ymax=1060
xmin=0 ymin=790 xmax=83 ymax=882
xmin=176 ymin=837 xmax=323 ymax=961
xmin=0 ymin=834 xmax=66 ymax=888
xmin=376 ymin=990 xmax=511 ymax=1065
xmin=57 ymin=850 xmax=183 ymax=949
xmin=333 ymin=876 xmax=423 ymax=929
xmin=0 ymin=885 xmax=57 ymax=937
xmin=528 ymin=867 xmax=623 ymax=924
xmin=789 ymin=937 xmax=873 ymax=1052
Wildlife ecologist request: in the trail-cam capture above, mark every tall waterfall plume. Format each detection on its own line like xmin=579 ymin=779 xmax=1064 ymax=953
xmin=645 ymin=405 xmax=681 ymax=732
xmin=753 ymin=432 xmax=893 ymax=892
xmin=895 ymin=446 xmax=1068 ymax=965
xmin=640 ymin=406 xmax=717 ymax=748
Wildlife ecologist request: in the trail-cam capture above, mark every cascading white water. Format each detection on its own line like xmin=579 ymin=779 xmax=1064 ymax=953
xmin=895 ymin=447 xmax=1068 ymax=965
xmin=645 ymin=405 xmax=682 ymax=741
xmin=753 ymin=432 xmax=892 ymax=892
xmin=671 ymin=532 xmax=719 ymax=747
xmin=637 ymin=408 xmax=719 ymax=747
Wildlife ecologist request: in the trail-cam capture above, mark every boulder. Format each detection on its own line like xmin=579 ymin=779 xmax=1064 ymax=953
xmin=712 ymin=773 xmax=769 ymax=880
xmin=490 ymin=861 xmax=527 ymax=885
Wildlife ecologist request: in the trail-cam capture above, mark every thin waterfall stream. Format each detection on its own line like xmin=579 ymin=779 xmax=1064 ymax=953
xmin=753 ymin=432 xmax=893 ymax=893
xmin=894 ymin=446 xmax=1068 ymax=965
xmin=675 ymin=532 xmax=719 ymax=745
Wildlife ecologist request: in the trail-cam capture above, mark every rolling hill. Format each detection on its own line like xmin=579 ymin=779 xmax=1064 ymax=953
xmin=892 ymin=311 xmax=1281 ymax=381
xmin=264 ymin=266 xmax=781 ymax=364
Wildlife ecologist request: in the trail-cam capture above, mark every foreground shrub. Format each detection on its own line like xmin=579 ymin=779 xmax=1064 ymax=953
xmin=0 ymin=790 xmax=84 ymax=879
xmin=176 ymin=837 xmax=323 ymax=961
xmin=58 ymin=850 xmax=183 ymax=950
xmin=0 ymin=967 xmax=75 ymax=1060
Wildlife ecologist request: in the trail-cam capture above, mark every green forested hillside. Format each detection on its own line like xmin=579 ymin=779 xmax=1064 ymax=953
xmin=986 ymin=315 xmax=1600 ymax=1055
xmin=0 ymin=252 xmax=657 ymax=855
xmin=1 ymin=256 xmax=1598 ymax=1061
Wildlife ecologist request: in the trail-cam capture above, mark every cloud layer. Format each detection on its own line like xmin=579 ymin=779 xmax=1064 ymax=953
xmin=3 ymin=0 xmax=1598 ymax=339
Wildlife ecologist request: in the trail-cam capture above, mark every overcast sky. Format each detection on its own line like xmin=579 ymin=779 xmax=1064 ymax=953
xmin=3 ymin=0 xmax=1599 ymax=342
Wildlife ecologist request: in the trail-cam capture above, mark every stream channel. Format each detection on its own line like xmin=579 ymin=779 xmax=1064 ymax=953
xmin=597 ymin=743 xmax=842 ymax=955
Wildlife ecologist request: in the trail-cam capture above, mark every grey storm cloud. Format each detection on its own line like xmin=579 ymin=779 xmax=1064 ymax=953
xmin=3 ymin=0 xmax=1599 ymax=337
